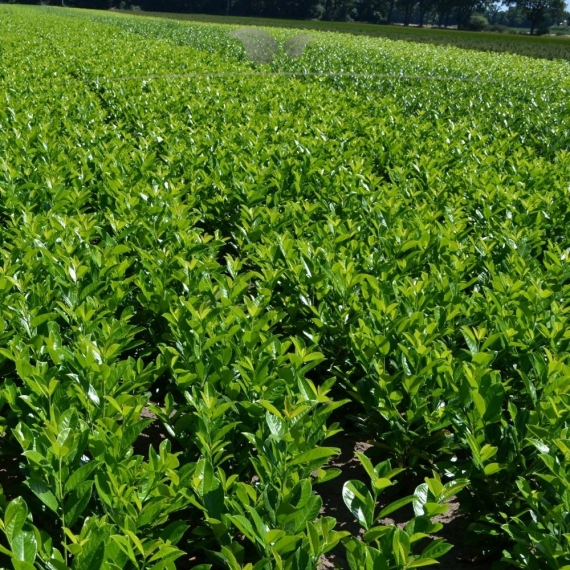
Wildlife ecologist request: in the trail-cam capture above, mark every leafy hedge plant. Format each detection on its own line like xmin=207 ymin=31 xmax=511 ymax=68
xmin=0 ymin=5 xmax=569 ymax=570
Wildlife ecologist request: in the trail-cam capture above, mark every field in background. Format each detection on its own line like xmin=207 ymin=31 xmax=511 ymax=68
xmin=1 ymin=5 xmax=570 ymax=570
xmin=114 ymin=8 xmax=570 ymax=60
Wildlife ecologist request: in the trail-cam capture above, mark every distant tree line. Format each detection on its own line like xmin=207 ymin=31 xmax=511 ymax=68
xmin=8 ymin=0 xmax=570 ymax=33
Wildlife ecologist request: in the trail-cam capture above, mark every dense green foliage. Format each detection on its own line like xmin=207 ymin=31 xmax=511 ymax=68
xmin=503 ymin=0 xmax=566 ymax=34
xmin=0 ymin=5 xmax=570 ymax=569
xmin=10 ymin=0 xmax=570 ymax=32
xmin=114 ymin=10 xmax=570 ymax=62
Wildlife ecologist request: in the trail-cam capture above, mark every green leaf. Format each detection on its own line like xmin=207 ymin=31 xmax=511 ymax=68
xmin=73 ymin=539 xmax=106 ymax=570
xmin=482 ymin=383 xmax=505 ymax=422
xmin=214 ymin=546 xmax=240 ymax=570
xmin=342 ymin=480 xmax=375 ymax=530
xmin=316 ymin=468 xmax=342 ymax=484
xmin=292 ymin=547 xmax=310 ymax=570
xmin=257 ymin=400 xmax=282 ymax=418
xmin=413 ymin=483 xmax=429 ymax=517
xmin=11 ymin=530 xmax=37 ymax=563
xmin=12 ymin=560 xmax=36 ymax=570
xmin=355 ymin=452 xmax=377 ymax=482
xmin=363 ymin=525 xmax=393 ymax=542
xmin=204 ymin=479 xmax=225 ymax=520
xmin=306 ymin=521 xmax=320 ymax=556
xmin=194 ymin=459 xmax=215 ymax=497
xmin=373 ymin=478 xmax=394 ymax=492
xmin=30 ymin=313 xmax=57 ymax=329
xmin=26 ymin=479 xmax=59 ymax=514
xmin=421 ymin=538 xmax=453 ymax=559
xmin=65 ymin=461 xmax=99 ymax=493
xmin=289 ymin=479 xmax=312 ymax=510
xmin=440 ymin=479 xmax=469 ymax=503
xmin=471 ymin=390 xmax=486 ymax=418
xmin=264 ymin=529 xmax=285 ymax=546
xmin=483 ymin=462 xmax=503 ymax=476
xmin=138 ymin=500 xmax=168 ymax=528
xmin=94 ymin=473 xmax=114 ymax=508
xmin=289 ymin=447 xmax=339 ymax=467
xmin=393 ymin=527 xmax=410 ymax=566
xmin=406 ymin=559 xmax=440 ymax=568
xmin=228 ymin=515 xmax=259 ymax=545
xmin=125 ymin=530 xmax=145 ymax=557
xmin=4 ymin=498 xmax=28 ymax=544
xmin=377 ymin=495 xmax=414 ymax=519
xmin=281 ymin=494 xmax=322 ymax=533
xmin=480 ymin=444 xmax=497 ymax=463
xmin=461 ymin=327 xmax=478 ymax=355
xmin=22 ymin=450 xmax=48 ymax=467
xmin=421 ymin=502 xmax=448 ymax=517
xmin=65 ymin=482 xmax=93 ymax=527
xmin=111 ymin=535 xmax=137 ymax=565
xmin=273 ymin=534 xmax=302 ymax=555
xmin=160 ymin=521 xmax=190 ymax=546
xmin=266 ymin=412 xmax=286 ymax=440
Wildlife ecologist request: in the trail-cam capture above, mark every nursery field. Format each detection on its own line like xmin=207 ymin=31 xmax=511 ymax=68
xmin=116 ymin=9 xmax=570 ymax=63
xmin=1 ymin=5 xmax=570 ymax=569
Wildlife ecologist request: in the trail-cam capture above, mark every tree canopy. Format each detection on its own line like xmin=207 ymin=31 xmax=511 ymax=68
xmin=9 ymin=0 xmax=570 ymax=32
xmin=503 ymin=0 xmax=566 ymax=32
